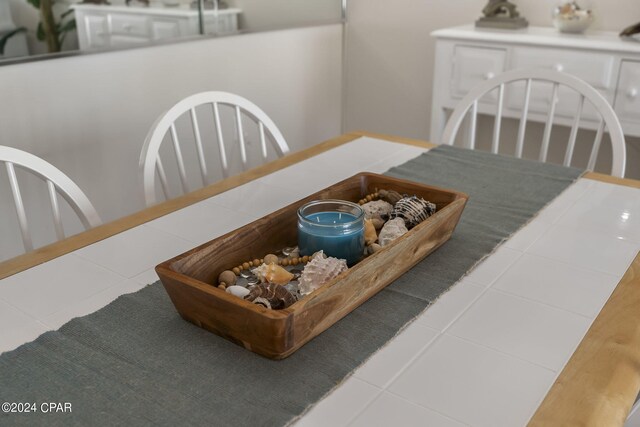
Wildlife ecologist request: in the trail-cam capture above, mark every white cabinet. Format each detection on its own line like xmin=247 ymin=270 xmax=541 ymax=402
xmin=615 ymin=60 xmax=640 ymax=125
xmin=72 ymin=4 xmax=241 ymax=51
xmin=431 ymin=25 xmax=640 ymax=142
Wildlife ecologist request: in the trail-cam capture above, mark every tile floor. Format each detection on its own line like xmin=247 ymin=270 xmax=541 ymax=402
xmin=1 ymin=137 xmax=639 ymax=426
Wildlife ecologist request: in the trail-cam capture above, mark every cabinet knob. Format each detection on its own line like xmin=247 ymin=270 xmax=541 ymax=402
xmin=553 ymin=64 xmax=564 ymax=72
xmin=627 ymin=88 xmax=638 ymax=99
xmin=484 ymin=72 xmax=495 ymax=80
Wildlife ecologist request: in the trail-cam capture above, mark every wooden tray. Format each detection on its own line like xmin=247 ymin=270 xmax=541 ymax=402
xmin=156 ymin=173 xmax=468 ymax=359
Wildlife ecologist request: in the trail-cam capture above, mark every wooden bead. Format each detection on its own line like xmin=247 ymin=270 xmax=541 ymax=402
xmin=366 ymin=195 xmax=373 ymax=202
xmin=253 ymin=259 xmax=261 ymax=267
xmin=218 ymin=283 xmax=227 ymax=290
xmin=302 ymin=255 xmax=309 ymax=263
xmin=218 ymin=270 xmax=236 ymax=286
xmin=242 ymin=262 xmax=250 ymax=270
xmin=264 ymin=254 xmax=279 ymax=265
xmin=282 ymin=259 xmax=290 ymax=266
xmin=232 ymin=267 xmax=240 ymax=275
xmin=291 ymin=257 xmax=299 ymax=265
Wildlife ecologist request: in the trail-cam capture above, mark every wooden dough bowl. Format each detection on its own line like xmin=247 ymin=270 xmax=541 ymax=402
xmin=156 ymin=173 xmax=468 ymax=359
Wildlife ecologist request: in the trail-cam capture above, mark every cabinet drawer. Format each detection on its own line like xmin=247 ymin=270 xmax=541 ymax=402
xmin=614 ymin=60 xmax=640 ymax=123
xmin=451 ymin=46 xmax=506 ymax=101
xmin=508 ymin=47 xmax=615 ymax=120
xmin=110 ymin=14 xmax=149 ymax=37
xmin=511 ymin=47 xmax=614 ymax=89
xmin=152 ymin=19 xmax=182 ymax=40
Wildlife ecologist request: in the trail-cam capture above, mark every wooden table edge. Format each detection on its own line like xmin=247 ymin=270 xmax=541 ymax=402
xmin=0 ymin=131 xmax=433 ymax=280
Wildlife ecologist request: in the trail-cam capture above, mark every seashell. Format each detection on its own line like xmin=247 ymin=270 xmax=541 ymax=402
xmin=378 ymin=189 xmax=404 ymax=205
xmin=299 ymin=251 xmax=348 ymax=295
xmin=251 ymin=262 xmax=294 ymax=285
xmin=361 ymin=200 xmax=393 ymax=223
xmin=252 ymin=297 xmax=272 ymax=309
xmin=378 ymin=218 xmax=408 ymax=247
xmin=244 ymin=283 xmax=297 ymax=309
xmin=366 ymin=243 xmax=382 ymax=255
xmin=289 ymin=247 xmax=300 ymax=259
xmin=371 ymin=217 xmax=385 ymax=230
xmin=389 ymin=196 xmax=436 ymax=229
xmin=226 ymin=285 xmax=250 ymax=298
xmin=364 ymin=218 xmax=377 ymax=245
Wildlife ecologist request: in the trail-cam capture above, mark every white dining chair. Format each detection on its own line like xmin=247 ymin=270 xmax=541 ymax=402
xmin=441 ymin=68 xmax=627 ymax=178
xmin=139 ymin=91 xmax=291 ymax=206
xmin=0 ymin=146 xmax=102 ymax=253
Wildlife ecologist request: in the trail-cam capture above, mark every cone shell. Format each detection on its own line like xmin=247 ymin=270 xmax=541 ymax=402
xmin=378 ymin=189 xmax=404 ymax=205
xmin=299 ymin=251 xmax=348 ymax=295
xmin=251 ymin=262 xmax=294 ymax=285
xmin=389 ymin=196 xmax=436 ymax=229
xmin=378 ymin=218 xmax=408 ymax=247
xmin=244 ymin=283 xmax=297 ymax=310
xmin=364 ymin=218 xmax=378 ymax=245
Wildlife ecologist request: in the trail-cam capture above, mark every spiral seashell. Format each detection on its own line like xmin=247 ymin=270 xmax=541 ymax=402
xmin=251 ymin=262 xmax=294 ymax=285
xmin=389 ymin=196 xmax=436 ymax=229
xmin=361 ymin=200 xmax=393 ymax=223
xmin=378 ymin=189 xmax=404 ymax=205
xmin=244 ymin=283 xmax=297 ymax=310
xmin=299 ymin=251 xmax=348 ymax=295
xmin=378 ymin=218 xmax=408 ymax=247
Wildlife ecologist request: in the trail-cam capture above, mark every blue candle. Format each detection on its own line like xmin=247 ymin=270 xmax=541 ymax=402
xmin=297 ymin=200 xmax=365 ymax=266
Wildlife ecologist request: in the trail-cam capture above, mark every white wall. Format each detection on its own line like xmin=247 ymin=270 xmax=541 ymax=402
xmin=0 ymin=24 xmax=343 ymax=260
xmin=345 ymin=0 xmax=640 ymax=177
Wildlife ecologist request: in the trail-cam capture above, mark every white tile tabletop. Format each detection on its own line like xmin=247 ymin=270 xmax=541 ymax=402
xmin=1 ymin=136 xmax=639 ymax=426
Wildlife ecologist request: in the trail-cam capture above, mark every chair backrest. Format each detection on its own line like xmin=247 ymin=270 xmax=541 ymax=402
xmin=139 ymin=91 xmax=291 ymax=206
xmin=441 ymin=68 xmax=627 ymax=177
xmin=0 ymin=146 xmax=101 ymax=253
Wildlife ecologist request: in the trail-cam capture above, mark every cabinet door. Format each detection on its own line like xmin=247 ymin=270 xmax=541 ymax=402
xmin=451 ymin=46 xmax=506 ymax=102
xmin=80 ymin=13 xmax=109 ymax=49
xmin=614 ymin=60 xmax=640 ymax=124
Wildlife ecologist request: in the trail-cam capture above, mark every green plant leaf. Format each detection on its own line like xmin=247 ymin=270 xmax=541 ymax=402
xmin=61 ymin=8 xmax=74 ymax=19
xmin=0 ymin=27 xmax=27 ymax=55
xmin=58 ymin=18 xmax=76 ymax=46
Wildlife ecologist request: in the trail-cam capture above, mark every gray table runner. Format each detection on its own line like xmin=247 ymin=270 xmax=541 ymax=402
xmin=0 ymin=145 xmax=583 ymax=426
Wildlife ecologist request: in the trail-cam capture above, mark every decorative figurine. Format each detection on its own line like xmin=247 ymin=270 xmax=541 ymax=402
xmin=620 ymin=22 xmax=640 ymax=39
xmin=476 ymin=0 xmax=529 ymax=30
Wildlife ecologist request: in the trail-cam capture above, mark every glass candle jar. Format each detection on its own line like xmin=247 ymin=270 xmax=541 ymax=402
xmin=297 ymin=199 xmax=365 ymax=266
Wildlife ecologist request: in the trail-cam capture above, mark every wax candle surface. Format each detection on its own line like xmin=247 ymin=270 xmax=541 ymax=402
xmin=298 ymin=211 xmax=364 ymax=266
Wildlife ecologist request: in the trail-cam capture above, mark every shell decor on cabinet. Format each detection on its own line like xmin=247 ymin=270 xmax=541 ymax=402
xmin=430 ymin=25 xmax=640 ymax=143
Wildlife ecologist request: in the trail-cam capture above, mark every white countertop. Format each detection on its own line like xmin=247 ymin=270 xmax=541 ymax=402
xmin=1 ymin=136 xmax=639 ymax=426
xmin=432 ymin=24 xmax=640 ymax=54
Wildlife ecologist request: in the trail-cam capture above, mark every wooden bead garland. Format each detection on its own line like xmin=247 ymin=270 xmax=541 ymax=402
xmin=358 ymin=191 xmax=379 ymax=205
